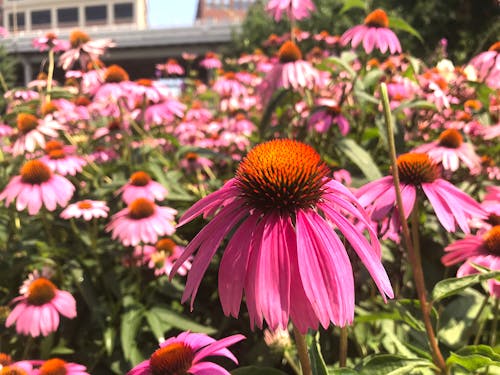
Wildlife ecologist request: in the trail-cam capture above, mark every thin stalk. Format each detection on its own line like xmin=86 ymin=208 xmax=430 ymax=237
xmin=491 ymin=298 xmax=499 ymax=347
xmin=380 ymin=83 xmax=447 ymax=374
xmin=46 ymin=48 xmax=55 ymax=102
xmin=293 ymin=325 xmax=312 ymax=375
xmin=283 ymin=350 xmax=302 ymax=375
xmin=471 ymin=294 xmax=490 ymax=345
xmin=339 ymin=325 xmax=348 ymax=367
xmin=0 ymin=71 xmax=8 ymax=92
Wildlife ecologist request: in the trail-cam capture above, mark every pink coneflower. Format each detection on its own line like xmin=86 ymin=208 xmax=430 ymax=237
xmin=134 ymin=238 xmax=191 ymax=276
xmin=127 ymin=78 xmax=169 ymax=104
xmin=32 ymin=32 xmax=70 ymax=52
xmin=199 ymin=52 xmax=222 ymax=70
xmin=442 ymin=226 xmax=500 ymax=297
xmin=171 ymin=139 xmax=393 ymax=333
xmin=313 ymin=30 xmax=340 ymax=45
xmin=127 ymin=331 xmax=244 ymax=375
xmin=266 ymin=0 xmax=315 ymax=21
xmin=341 ymin=9 xmax=401 ymax=54
xmin=482 ymin=123 xmax=500 ymax=140
xmin=213 ymin=72 xmax=247 ymax=98
xmin=469 ymin=41 xmax=500 ymax=89
xmin=309 ymin=98 xmax=349 ymax=135
xmin=106 ymin=198 xmax=177 ymax=246
xmin=117 ymin=171 xmax=168 ymax=205
xmin=59 ymin=30 xmax=115 ymax=70
xmin=0 ymin=361 xmax=33 ymax=374
xmin=156 ymin=58 xmax=185 ymax=76
xmin=34 ymin=358 xmax=89 ymax=375
xmin=39 ymin=141 xmax=87 ymax=176
xmin=0 ymin=160 xmax=74 ymax=215
xmin=259 ymin=41 xmax=321 ymax=104
xmin=185 ymin=101 xmax=213 ymax=122
xmin=180 ymin=152 xmax=214 ymax=173
xmin=60 ymin=200 xmax=109 ymax=221
xmin=144 ymin=99 xmax=186 ymax=129
xmin=357 ymin=153 xmax=486 ymax=234
xmin=6 ymin=277 xmax=76 ymax=337
xmin=412 ymin=129 xmax=481 ymax=173
xmin=11 ymin=113 xmax=64 ymax=156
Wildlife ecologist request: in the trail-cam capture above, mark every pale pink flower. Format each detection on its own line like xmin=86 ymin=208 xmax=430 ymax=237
xmin=266 ymin=0 xmax=315 ymax=21
xmin=156 ymin=58 xmax=185 ymax=76
xmin=34 ymin=358 xmax=89 ymax=375
xmin=199 ymin=52 xmax=222 ymax=70
xmin=482 ymin=123 xmax=500 ymax=140
xmin=309 ymin=98 xmax=349 ymax=134
xmin=144 ymin=99 xmax=186 ymax=129
xmin=6 ymin=277 xmax=76 ymax=337
xmin=357 ymin=153 xmax=486 ymax=234
xmin=117 ymin=171 xmax=168 ymax=204
xmin=341 ymin=9 xmax=401 ymax=54
xmin=1 ymin=361 xmax=33 ymax=374
xmin=58 ymin=30 xmax=115 ymax=70
xmin=39 ymin=147 xmax=87 ymax=176
xmin=106 ymin=198 xmax=177 ymax=246
xmin=185 ymin=101 xmax=213 ymax=122
xmin=213 ymin=72 xmax=248 ymax=98
xmin=134 ymin=238 xmax=191 ymax=276
xmin=469 ymin=41 xmax=500 ymax=89
xmin=0 ymin=160 xmax=74 ymax=215
xmin=412 ymin=128 xmax=481 ymax=173
xmin=125 ymin=79 xmax=169 ymax=104
xmin=171 ymin=139 xmax=393 ymax=333
xmin=32 ymin=32 xmax=70 ymax=52
xmin=60 ymin=200 xmax=109 ymax=221
xmin=180 ymin=152 xmax=214 ymax=173
xmin=127 ymin=331 xmax=244 ymax=375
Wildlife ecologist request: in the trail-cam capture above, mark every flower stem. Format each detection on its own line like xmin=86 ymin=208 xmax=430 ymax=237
xmin=0 ymin=71 xmax=8 ymax=93
xmin=471 ymin=294 xmax=489 ymax=345
xmin=283 ymin=349 xmax=302 ymax=375
xmin=380 ymin=83 xmax=448 ymax=374
xmin=339 ymin=325 xmax=348 ymax=367
xmin=293 ymin=325 xmax=312 ymax=375
xmin=46 ymin=48 xmax=55 ymax=102
xmin=490 ymin=298 xmax=499 ymax=347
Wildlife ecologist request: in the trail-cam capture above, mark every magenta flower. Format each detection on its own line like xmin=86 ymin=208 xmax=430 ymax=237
xmin=469 ymin=41 xmax=500 ymax=89
xmin=266 ymin=0 xmax=315 ymax=21
xmin=117 ymin=171 xmax=168 ymax=205
xmin=171 ymin=139 xmax=393 ymax=333
xmin=357 ymin=153 xmax=486 ymax=234
xmin=412 ymin=129 xmax=481 ymax=173
xmin=32 ymin=32 xmax=70 ymax=52
xmin=134 ymin=238 xmax=192 ymax=276
xmin=442 ymin=226 xmax=500 ymax=297
xmin=156 ymin=58 xmax=185 ymax=76
xmin=309 ymin=98 xmax=350 ymax=135
xmin=199 ymin=52 xmax=222 ymax=70
xmin=341 ymin=9 xmax=401 ymax=54
xmin=127 ymin=331 xmax=244 ymax=375
xmin=0 ymin=160 xmax=75 ymax=215
xmin=39 ymin=148 xmax=87 ymax=176
xmin=106 ymin=198 xmax=177 ymax=246
xmin=6 ymin=277 xmax=76 ymax=337
xmin=0 ymin=361 xmax=33 ymax=374
xmin=34 ymin=358 xmax=89 ymax=375
xmin=213 ymin=72 xmax=248 ymax=98
xmin=60 ymin=200 xmax=109 ymax=221
xmin=58 ymin=30 xmax=115 ymax=70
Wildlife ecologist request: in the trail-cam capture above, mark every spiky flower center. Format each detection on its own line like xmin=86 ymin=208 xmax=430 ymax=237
xmin=155 ymin=238 xmax=176 ymax=255
xmin=487 ymin=213 xmax=500 ymax=227
xmin=136 ymin=78 xmax=153 ymax=87
xmin=128 ymin=198 xmax=155 ymax=219
xmin=396 ymin=153 xmax=440 ymax=185
xmin=41 ymin=102 xmax=58 ymax=117
xmin=464 ymin=99 xmax=482 ymax=111
xmin=39 ymin=359 xmax=67 ymax=375
xmin=45 ymin=32 xmax=57 ymax=42
xmin=224 ymin=72 xmax=237 ymax=80
xmin=190 ymin=101 xmax=203 ymax=110
xmin=236 ymin=139 xmax=329 ymax=213
xmin=278 ymin=41 xmax=303 ymax=63
xmin=149 ymin=342 xmax=194 ymax=375
xmin=48 ymin=149 xmax=66 ymax=160
xmin=37 ymin=72 xmax=48 ymax=80
xmin=438 ymin=129 xmax=463 ymax=148
xmin=20 ymin=160 xmax=52 ymax=184
xmin=0 ymin=365 xmax=28 ymax=375
xmin=130 ymin=171 xmax=152 ymax=186
xmin=185 ymin=152 xmax=199 ymax=162
xmin=77 ymin=201 xmax=93 ymax=210
xmin=364 ymin=9 xmax=389 ymax=28
xmin=27 ymin=278 xmax=57 ymax=306
xmin=327 ymin=104 xmax=342 ymax=115
xmin=74 ymin=96 xmax=91 ymax=106
xmin=104 ymin=65 xmax=129 ymax=83
xmin=17 ymin=113 xmax=39 ymax=134
xmin=45 ymin=140 xmax=64 ymax=153
xmin=488 ymin=41 xmax=500 ymax=52
xmin=69 ymin=30 xmax=90 ymax=48
xmin=484 ymin=226 xmax=500 ymax=254
xmin=167 ymin=58 xmax=179 ymax=65
xmin=0 ymin=353 xmax=12 ymax=367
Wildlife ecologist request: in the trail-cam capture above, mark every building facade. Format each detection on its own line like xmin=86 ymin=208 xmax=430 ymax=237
xmin=196 ymin=0 xmax=257 ymax=22
xmin=2 ymin=0 xmax=147 ymax=34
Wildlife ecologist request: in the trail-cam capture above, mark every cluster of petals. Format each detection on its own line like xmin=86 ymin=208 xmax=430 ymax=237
xmin=60 ymin=200 xmax=109 ymax=221
xmin=266 ymin=0 xmax=316 ymax=21
xmin=117 ymin=172 xmax=168 ymax=205
xmin=32 ymin=358 xmax=89 ymax=375
xmin=10 ymin=114 xmax=64 ymax=156
xmin=134 ymin=239 xmax=192 ymax=276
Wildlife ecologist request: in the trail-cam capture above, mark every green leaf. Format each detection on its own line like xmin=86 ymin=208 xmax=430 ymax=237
xmin=339 ymin=0 xmax=365 ymax=15
xmin=388 ymin=17 xmax=423 ymax=43
xmin=328 ymin=369 xmax=359 ymax=374
xmin=104 ymin=327 xmax=116 ymax=356
xmin=335 ymin=138 xmax=382 ymax=181
xmin=392 ymin=100 xmax=436 ymax=115
xmin=431 ymin=271 xmax=500 ymax=303
xmin=326 ymin=56 xmax=356 ymax=77
xmin=231 ymin=366 xmax=288 ymax=375
xmin=147 ymin=306 xmax=216 ymax=334
xmin=353 ymin=89 xmax=379 ymax=104
xmin=309 ymin=332 xmax=328 ymax=375
xmin=357 ymin=355 xmax=435 ymax=375
xmin=447 ymin=345 xmax=500 ymax=371
xmin=145 ymin=308 xmax=172 ymax=340
xmin=120 ymin=308 xmax=144 ymax=361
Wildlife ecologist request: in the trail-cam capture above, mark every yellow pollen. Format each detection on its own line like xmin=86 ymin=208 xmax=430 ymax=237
xmin=364 ymin=9 xmax=389 ymax=28
xmin=77 ymin=201 xmax=93 ymax=210
xmin=128 ymin=198 xmax=155 ymax=219
xmin=130 ymin=171 xmax=152 ymax=186
xmin=396 ymin=153 xmax=440 ymax=185
xmin=39 ymin=358 xmax=67 ymax=375
xmin=149 ymin=342 xmax=194 ymax=375
xmin=155 ymin=238 xmax=176 ymax=255
xmin=488 ymin=41 xmax=500 ymax=52
xmin=278 ymin=41 xmax=303 ymax=63
xmin=20 ymin=160 xmax=52 ymax=184
xmin=438 ymin=129 xmax=463 ymax=148
xmin=104 ymin=65 xmax=129 ymax=83
xmin=236 ymin=139 xmax=329 ymax=213
xmin=27 ymin=278 xmax=57 ymax=306
xmin=69 ymin=30 xmax=90 ymax=48
xmin=484 ymin=226 xmax=500 ymax=254
xmin=17 ymin=113 xmax=39 ymax=134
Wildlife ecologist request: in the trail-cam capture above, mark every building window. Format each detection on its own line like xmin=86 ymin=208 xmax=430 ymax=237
xmin=85 ymin=5 xmax=108 ymax=24
xmin=31 ymin=10 xmax=51 ymax=27
xmin=57 ymin=7 xmax=79 ymax=26
xmin=114 ymin=2 xmax=133 ymax=22
xmin=8 ymin=12 xmax=25 ymax=31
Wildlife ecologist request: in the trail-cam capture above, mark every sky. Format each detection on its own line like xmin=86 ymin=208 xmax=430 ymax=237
xmin=148 ymin=0 xmax=198 ymax=28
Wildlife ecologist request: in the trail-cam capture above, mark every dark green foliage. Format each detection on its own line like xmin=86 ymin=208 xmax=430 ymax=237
xmin=0 ymin=45 xmax=18 ymax=112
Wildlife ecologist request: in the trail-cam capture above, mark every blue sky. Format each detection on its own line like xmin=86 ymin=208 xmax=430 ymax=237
xmin=148 ymin=0 xmax=198 ymax=27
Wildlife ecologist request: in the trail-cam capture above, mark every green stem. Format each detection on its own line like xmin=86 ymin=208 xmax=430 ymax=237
xmin=293 ymin=325 xmax=312 ymax=375
xmin=339 ymin=325 xmax=348 ymax=367
xmin=22 ymin=336 xmax=34 ymax=359
xmin=46 ymin=48 xmax=55 ymax=102
xmin=491 ymin=298 xmax=499 ymax=347
xmin=283 ymin=350 xmax=302 ymax=375
xmin=0 ymin=71 xmax=8 ymax=93
xmin=41 ymin=210 xmax=55 ymax=246
xmin=471 ymin=294 xmax=490 ymax=345
xmin=380 ymin=83 xmax=448 ymax=375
